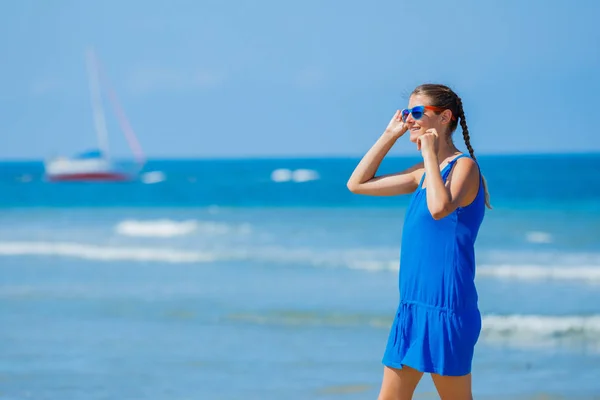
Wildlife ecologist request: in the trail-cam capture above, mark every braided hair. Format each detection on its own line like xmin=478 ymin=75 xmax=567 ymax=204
xmin=411 ymin=84 xmax=491 ymax=209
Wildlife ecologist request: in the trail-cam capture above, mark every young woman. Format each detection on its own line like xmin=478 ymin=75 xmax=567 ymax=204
xmin=347 ymin=84 xmax=491 ymax=400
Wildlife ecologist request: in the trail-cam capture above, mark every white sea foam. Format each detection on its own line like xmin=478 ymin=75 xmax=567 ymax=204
xmin=525 ymin=230 xmax=553 ymax=244
xmin=477 ymin=265 xmax=600 ymax=282
xmin=115 ymin=219 xmax=198 ymax=237
xmin=291 ymin=169 xmax=320 ymax=182
xmin=337 ymin=252 xmax=600 ymax=283
xmin=2 ymin=240 xmax=599 ymax=285
xmin=482 ymin=250 xmax=600 ymax=266
xmin=271 ymin=168 xmax=293 ymax=182
xmin=345 ymin=259 xmax=399 ymax=272
xmin=481 ymin=315 xmax=600 ymax=349
xmin=0 ymin=241 xmax=214 ymax=263
xmin=270 ymin=168 xmax=320 ymax=182
xmin=140 ymin=171 xmax=166 ymax=184
xmin=114 ymin=219 xmax=252 ymax=237
xmin=338 ymin=258 xmax=600 ymax=283
xmin=482 ymin=314 xmax=600 ymax=337
xmin=228 ymin=310 xmax=600 ymax=346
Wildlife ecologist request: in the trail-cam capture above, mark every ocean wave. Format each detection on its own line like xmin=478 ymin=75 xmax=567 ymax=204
xmin=341 ymin=259 xmax=600 ymax=283
xmin=115 ymin=219 xmax=198 ymax=237
xmin=228 ymin=310 xmax=600 ymax=348
xmin=257 ymin=249 xmax=600 ymax=284
xmin=481 ymin=314 xmax=600 ymax=350
xmin=482 ymin=250 xmax=600 ymax=266
xmin=525 ymin=230 xmax=553 ymax=244
xmin=1 ymin=240 xmax=600 ymax=284
xmin=339 ymin=258 xmax=600 ymax=284
xmin=477 ymin=265 xmax=600 ymax=282
xmin=0 ymin=241 xmax=214 ymax=263
xmin=0 ymin=240 xmax=390 ymax=267
xmin=482 ymin=314 xmax=600 ymax=338
xmin=114 ymin=219 xmax=252 ymax=237
xmin=270 ymin=168 xmax=320 ymax=183
xmin=140 ymin=171 xmax=166 ymax=184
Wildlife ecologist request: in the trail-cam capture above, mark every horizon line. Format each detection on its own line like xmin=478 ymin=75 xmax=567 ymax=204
xmin=1 ymin=150 xmax=599 ymax=163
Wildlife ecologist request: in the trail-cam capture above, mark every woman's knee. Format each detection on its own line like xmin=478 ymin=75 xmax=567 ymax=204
xmin=430 ymin=372 xmax=472 ymax=400
xmin=378 ymin=365 xmax=423 ymax=400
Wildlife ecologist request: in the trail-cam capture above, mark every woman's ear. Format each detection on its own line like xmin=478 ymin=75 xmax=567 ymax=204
xmin=441 ymin=109 xmax=454 ymax=125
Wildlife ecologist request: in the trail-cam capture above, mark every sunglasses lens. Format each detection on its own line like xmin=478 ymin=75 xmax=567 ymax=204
xmin=401 ymin=110 xmax=409 ymax=122
xmin=412 ymin=106 xmax=426 ymax=120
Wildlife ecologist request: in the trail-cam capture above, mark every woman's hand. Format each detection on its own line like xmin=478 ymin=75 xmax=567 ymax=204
xmin=417 ymin=128 xmax=439 ymax=155
xmin=384 ymin=110 xmax=409 ymax=139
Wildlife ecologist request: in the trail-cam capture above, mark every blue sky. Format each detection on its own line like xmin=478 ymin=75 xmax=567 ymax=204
xmin=1 ymin=0 xmax=599 ymax=159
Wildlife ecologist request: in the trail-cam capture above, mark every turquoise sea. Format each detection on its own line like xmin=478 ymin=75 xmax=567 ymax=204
xmin=1 ymin=154 xmax=600 ymax=399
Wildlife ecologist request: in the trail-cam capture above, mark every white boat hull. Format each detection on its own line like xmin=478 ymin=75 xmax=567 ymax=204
xmin=44 ymin=157 xmax=132 ymax=182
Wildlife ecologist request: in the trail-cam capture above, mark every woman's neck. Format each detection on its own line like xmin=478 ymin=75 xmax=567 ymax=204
xmin=436 ymin=141 xmax=461 ymax=162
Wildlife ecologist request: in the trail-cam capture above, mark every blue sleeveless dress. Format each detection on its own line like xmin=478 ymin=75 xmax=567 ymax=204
xmin=382 ymin=154 xmax=485 ymax=376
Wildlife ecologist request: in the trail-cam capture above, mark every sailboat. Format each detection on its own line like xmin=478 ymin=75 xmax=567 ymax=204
xmin=45 ymin=49 xmax=145 ymax=182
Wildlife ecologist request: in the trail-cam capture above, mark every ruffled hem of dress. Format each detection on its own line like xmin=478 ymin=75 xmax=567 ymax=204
xmin=381 ymin=357 xmax=471 ymax=377
xmin=381 ymin=300 xmax=478 ymax=377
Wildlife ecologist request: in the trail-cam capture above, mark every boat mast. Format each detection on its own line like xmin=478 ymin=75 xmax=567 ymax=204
xmin=86 ymin=48 xmax=110 ymax=159
xmin=102 ymin=74 xmax=146 ymax=167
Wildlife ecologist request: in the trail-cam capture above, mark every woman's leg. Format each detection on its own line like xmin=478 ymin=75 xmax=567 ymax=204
xmin=377 ymin=365 xmax=423 ymax=400
xmin=430 ymin=372 xmax=473 ymax=400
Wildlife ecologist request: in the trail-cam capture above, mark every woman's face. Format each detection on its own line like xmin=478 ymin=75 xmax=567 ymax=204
xmin=404 ymin=94 xmax=453 ymax=145
xmin=404 ymin=94 xmax=439 ymax=144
